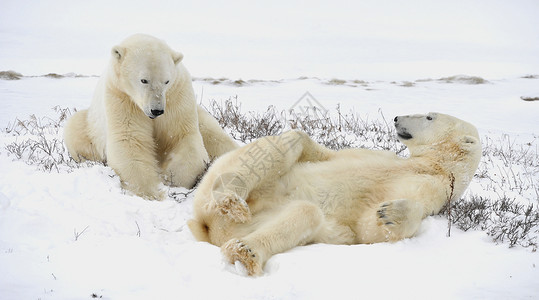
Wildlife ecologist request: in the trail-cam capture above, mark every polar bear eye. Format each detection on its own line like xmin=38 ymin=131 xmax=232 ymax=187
xmin=426 ymin=116 xmax=433 ymax=121
xmin=141 ymin=79 xmax=149 ymax=84
xmin=165 ymin=80 xmax=170 ymax=85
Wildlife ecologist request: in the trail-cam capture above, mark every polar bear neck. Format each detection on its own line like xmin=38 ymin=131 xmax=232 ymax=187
xmin=409 ymin=139 xmax=479 ymax=201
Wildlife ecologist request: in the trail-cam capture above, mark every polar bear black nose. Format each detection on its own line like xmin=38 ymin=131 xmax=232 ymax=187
xmin=394 ymin=116 xmax=398 ymax=122
xmin=151 ymin=109 xmax=164 ymax=117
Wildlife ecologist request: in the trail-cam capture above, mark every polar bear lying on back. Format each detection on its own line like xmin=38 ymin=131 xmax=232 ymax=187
xmin=64 ymin=34 xmax=237 ymax=200
xmin=188 ymin=113 xmax=482 ymax=276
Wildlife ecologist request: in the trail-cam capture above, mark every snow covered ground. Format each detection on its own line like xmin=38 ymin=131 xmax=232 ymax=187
xmin=0 ymin=74 xmax=537 ymax=300
xmin=1 ymin=1 xmax=539 ymax=299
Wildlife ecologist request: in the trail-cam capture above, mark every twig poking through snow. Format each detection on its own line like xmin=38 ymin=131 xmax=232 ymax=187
xmin=447 ymin=172 xmax=456 ymax=237
xmin=74 ymin=226 xmax=89 ymax=241
xmin=135 ymin=221 xmax=141 ymax=237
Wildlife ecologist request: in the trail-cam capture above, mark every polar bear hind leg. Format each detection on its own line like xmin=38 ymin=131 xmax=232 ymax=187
xmin=221 ymin=200 xmax=324 ymax=276
xmin=211 ymin=130 xmax=333 ymax=222
xmin=63 ymin=109 xmax=102 ymax=162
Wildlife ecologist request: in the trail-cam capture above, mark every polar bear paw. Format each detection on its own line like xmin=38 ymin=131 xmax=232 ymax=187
xmin=221 ymin=239 xmax=262 ymax=276
xmin=376 ymin=199 xmax=423 ymax=240
xmin=213 ymin=190 xmax=252 ymax=223
xmin=124 ymin=180 xmax=165 ymax=201
xmin=377 ymin=199 xmax=408 ymax=226
xmin=211 ymin=172 xmax=250 ymax=222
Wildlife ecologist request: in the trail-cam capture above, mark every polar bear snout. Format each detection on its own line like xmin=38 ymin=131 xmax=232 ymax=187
xmin=145 ymin=97 xmax=166 ymax=119
xmin=394 ymin=116 xmax=413 ymax=140
xmin=146 ymin=108 xmax=164 ymax=119
xmin=393 ymin=116 xmax=403 ymax=127
xmin=396 ymin=129 xmax=413 ymax=140
xmin=150 ymin=109 xmax=164 ymax=118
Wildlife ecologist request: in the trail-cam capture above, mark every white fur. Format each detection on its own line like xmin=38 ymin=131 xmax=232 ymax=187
xmin=64 ymin=34 xmax=237 ymax=200
xmin=188 ymin=113 xmax=482 ymax=275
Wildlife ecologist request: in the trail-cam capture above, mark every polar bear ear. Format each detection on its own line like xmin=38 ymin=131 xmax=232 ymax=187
xmin=172 ymin=51 xmax=183 ymax=64
xmin=459 ymin=135 xmax=480 ymax=151
xmin=111 ymin=46 xmax=126 ymax=61
xmin=461 ymin=135 xmax=478 ymax=144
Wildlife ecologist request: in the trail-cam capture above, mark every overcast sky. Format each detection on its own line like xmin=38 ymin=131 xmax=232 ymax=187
xmin=1 ymin=0 xmax=538 ymax=79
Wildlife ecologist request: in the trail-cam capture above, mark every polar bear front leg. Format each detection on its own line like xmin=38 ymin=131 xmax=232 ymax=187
xmin=161 ymin=131 xmax=210 ymax=189
xmin=107 ymin=129 xmax=164 ymax=200
xmin=105 ymin=96 xmax=164 ymax=200
xmin=376 ymin=199 xmax=424 ymax=241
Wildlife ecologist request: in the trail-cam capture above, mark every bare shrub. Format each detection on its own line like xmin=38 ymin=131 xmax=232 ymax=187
xmin=204 ymin=98 xmax=406 ymax=153
xmin=2 ymin=100 xmax=538 ymax=250
xmin=441 ymin=195 xmax=538 ymax=251
xmin=441 ymin=133 xmax=539 ymax=251
xmin=2 ymin=106 xmax=100 ymax=172
xmin=205 ymin=97 xmax=284 ymax=143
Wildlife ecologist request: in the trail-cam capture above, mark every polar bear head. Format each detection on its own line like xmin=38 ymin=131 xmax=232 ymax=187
xmin=111 ymin=34 xmax=183 ymax=119
xmin=394 ymin=112 xmax=482 ymax=198
xmin=394 ymin=113 xmax=479 ymax=148
xmin=394 ymin=112 xmax=481 ymax=161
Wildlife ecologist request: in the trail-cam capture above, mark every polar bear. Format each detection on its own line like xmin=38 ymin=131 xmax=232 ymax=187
xmin=64 ymin=34 xmax=238 ymax=200
xmin=188 ymin=113 xmax=481 ymax=275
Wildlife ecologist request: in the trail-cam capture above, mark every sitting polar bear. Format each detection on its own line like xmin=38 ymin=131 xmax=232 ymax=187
xmin=64 ymin=34 xmax=237 ymax=200
xmin=188 ymin=113 xmax=481 ymax=276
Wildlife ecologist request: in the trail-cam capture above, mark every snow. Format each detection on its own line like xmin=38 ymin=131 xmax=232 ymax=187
xmin=1 ymin=1 xmax=539 ymax=299
xmin=1 ymin=76 xmax=538 ymax=300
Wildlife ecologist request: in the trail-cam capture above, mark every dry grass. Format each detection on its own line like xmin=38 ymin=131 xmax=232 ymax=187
xmin=0 ymin=70 xmax=23 ymax=80
xmin=438 ymin=75 xmax=489 ymax=84
xmin=204 ymin=98 xmax=405 ymax=153
xmin=2 ymin=106 xmax=101 ymax=172
xmin=2 ymin=101 xmax=537 ymax=250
